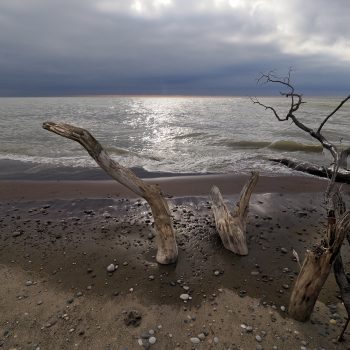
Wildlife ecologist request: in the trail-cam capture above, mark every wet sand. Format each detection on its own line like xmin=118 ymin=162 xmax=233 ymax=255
xmin=1 ymin=174 xmax=350 ymax=349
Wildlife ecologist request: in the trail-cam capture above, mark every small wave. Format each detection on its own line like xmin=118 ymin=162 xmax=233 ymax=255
xmin=217 ymin=140 xmax=271 ymax=149
xmin=173 ymin=132 xmax=207 ymax=140
xmin=268 ymin=140 xmax=323 ymax=153
xmin=216 ymin=139 xmax=323 ymax=153
xmin=106 ymin=147 xmax=161 ymax=161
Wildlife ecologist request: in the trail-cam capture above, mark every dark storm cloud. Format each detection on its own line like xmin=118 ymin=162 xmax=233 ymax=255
xmin=0 ymin=0 xmax=349 ymax=96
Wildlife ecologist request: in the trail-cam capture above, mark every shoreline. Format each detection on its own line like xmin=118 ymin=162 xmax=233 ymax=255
xmin=0 ymin=173 xmax=335 ymax=202
xmin=1 ymin=173 xmax=350 ymax=348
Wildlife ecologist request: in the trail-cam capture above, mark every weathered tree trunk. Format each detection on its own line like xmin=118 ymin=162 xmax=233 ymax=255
xmin=210 ymin=172 xmax=259 ymax=255
xmin=269 ymin=158 xmax=350 ymax=184
xmin=42 ymin=122 xmax=178 ymax=264
xmin=289 ymin=211 xmax=350 ymax=321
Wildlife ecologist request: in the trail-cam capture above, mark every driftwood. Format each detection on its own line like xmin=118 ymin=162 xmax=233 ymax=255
xmin=269 ymin=158 xmax=350 ymax=184
xmin=253 ymin=70 xmax=350 ymax=322
xmin=210 ymin=172 xmax=259 ymax=255
xmin=42 ymin=122 xmax=178 ymax=264
xmin=289 ymin=210 xmax=350 ymax=321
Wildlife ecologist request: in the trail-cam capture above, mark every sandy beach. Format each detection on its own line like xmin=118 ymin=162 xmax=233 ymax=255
xmin=1 ymin=174 xmax=350 ymax=349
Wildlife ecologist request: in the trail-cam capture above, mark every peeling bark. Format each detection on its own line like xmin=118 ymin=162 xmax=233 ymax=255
xmin=42 ymin=122 xmax=178 ymax=264
xmin=210 ymin=172 xmax=259 ymax=255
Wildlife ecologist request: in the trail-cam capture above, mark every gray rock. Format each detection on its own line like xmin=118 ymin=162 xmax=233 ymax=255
xmin=180 ymin=293 xmax=190 ymax=301
xmin=148 ymin=336 xmax=156 ymax=344
xmin=255 ymin=335 xmax=262 ymax=342
xmin=190 ymin=337 xmax=200 ymax=344
xmin=107 ymin=264 xmax=115 ymax=272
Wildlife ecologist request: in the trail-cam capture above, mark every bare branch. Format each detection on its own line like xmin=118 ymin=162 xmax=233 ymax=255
xmin=318 ymin=95 xmax=350 ymax=133
xmin=250 ymin=97 xmax=287 ymax=121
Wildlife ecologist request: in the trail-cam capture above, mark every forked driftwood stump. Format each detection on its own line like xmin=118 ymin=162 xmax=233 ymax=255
xmin=42 ymin=122 xmax=178 ymax=264
xmin=210 ymin=172 xmax=259 ymax=255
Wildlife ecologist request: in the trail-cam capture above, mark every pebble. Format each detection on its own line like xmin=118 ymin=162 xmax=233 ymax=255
xmin=12 ymin=230 xmax=23 ymax=237
xmin=190 ymin=337 xmax=200 ymax=344
xmin=25 ymin=280 xmax=33 ymax=286
xmin=280 ymin=306 xmax=286 ymax=312
xmin=180 ymin=293 xmax=190 ymax=301
xmin=281 ymin=247 xmax=288 ymax=254
xmin=214 ymin=270 xmax=220 ymax=276
xmin=213 ymin=336 xmax=219 ymax=344
xmin=255 ymin=335 xmax=262 ymax=342
xmin=107 ymin=264 xmax=116 ymax=272
xmin=149 ymin=337 xmax=156 ymax=344
xmin=329 ymin=319 xmax=337 ymax=325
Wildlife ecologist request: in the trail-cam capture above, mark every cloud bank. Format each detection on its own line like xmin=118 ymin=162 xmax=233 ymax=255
xmin=0 ymin=0 xmax=349 ymax=96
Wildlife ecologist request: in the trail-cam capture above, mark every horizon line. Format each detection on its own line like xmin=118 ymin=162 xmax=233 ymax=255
xmin=0 ymin=93 xmax=346 ymax=98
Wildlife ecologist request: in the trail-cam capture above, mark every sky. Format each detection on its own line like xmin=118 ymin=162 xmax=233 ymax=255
xmin=0 ymin=0 xmax=349 ymax=96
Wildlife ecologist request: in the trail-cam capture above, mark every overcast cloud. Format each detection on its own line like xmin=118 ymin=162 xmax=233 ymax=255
xmin=0 ymin=0 xmax=349 ymax=96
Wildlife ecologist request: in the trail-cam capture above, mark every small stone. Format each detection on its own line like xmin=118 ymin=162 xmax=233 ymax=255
xmin=255 ymin=335 xmax=262 ymax=342
xmin=213 ymin=336 xmax=219 ymax=344
xmin=198 ymin=333 xmax=206 ymax=340
xmin=246 ymin=326 xmax=253 ymax=332
xmin=148 ymin=275 xmax=155 ymax=281
xmin=12 ymin=231 xmax=23 ymax=237
xmin=180 ymin=293 xmax=190 ymax=301
xmin=107 ymin=264 xmax=115 ymax=272
xmin=329 ymin=319 xmax=337 ymax=325
xmin=280 ymin=306 xmax=286 ymax=312
xmin=214 ymin=270 xmax=220 ymax=276
xmin=149 ymin=337 xmax=156 ymax=344
xmin=190 ymin=337 xmax=200 ymax=344
xmin=281 ymin=247 xmax=288 ymax=254
xmin=25 ymin=280 xmax=33 ymax=286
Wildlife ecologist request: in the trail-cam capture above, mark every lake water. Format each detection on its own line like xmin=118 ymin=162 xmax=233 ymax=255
xmin=0 ymin=96 xmax=349 ymax=179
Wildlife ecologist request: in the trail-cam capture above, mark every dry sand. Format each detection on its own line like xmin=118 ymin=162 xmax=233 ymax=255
xmin=1 ymin=174 xmax=350 ymax=350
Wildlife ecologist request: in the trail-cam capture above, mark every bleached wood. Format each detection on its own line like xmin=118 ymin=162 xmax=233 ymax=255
xmin=43 ymin=122 xmax=178 ymax=264
xmin=210 ymin=172 xmax=259 ymax=255
xmin=289 ymin=211 xmax=350 ymax=321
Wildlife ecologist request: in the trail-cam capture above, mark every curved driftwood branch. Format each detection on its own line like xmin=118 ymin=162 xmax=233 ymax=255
xmin=210 ymin=172 xmax=259 ymax=255
xmin=42 ymin=122 xmax=178 ymax=264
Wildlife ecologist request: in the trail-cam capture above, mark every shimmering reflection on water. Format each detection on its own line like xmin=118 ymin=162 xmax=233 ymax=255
xmin=0 ymin=96 xmax=349 ymax=175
